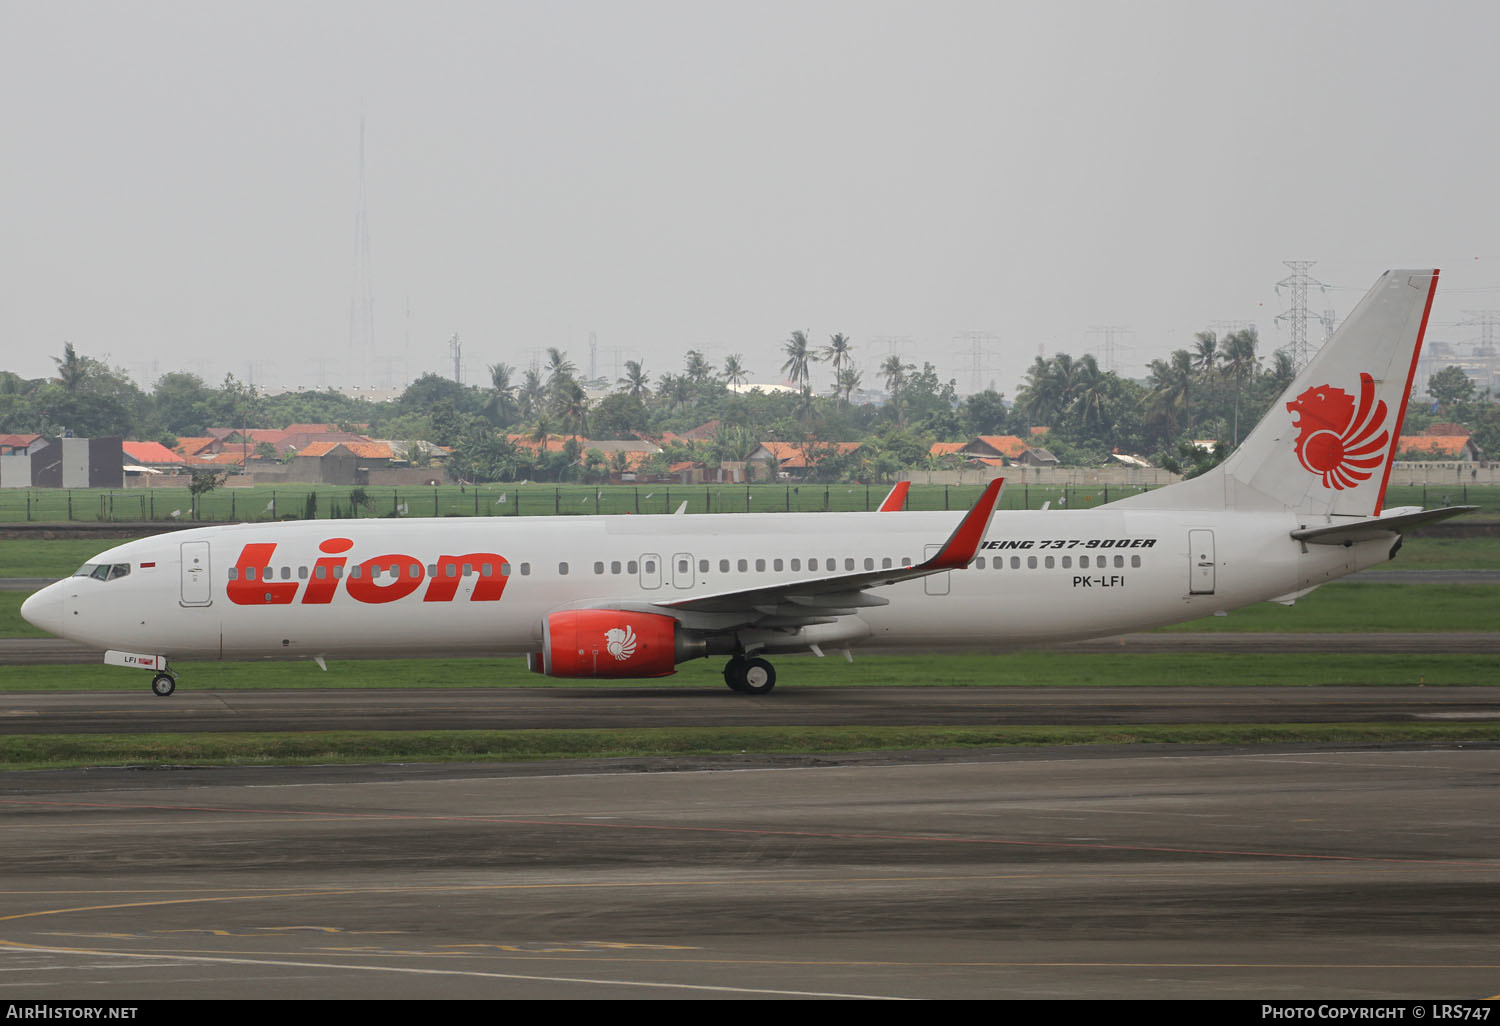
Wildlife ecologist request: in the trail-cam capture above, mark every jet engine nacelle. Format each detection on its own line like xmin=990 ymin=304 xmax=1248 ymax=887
xmin=539 ymin=609 xmax=682 ymax=678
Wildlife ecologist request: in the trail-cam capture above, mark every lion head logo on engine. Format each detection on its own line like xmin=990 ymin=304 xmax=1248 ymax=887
xmin=1285 ymin=372 xmax=1390 ymax=490
xmin=605 ymin=625 xmax=637 ymax=661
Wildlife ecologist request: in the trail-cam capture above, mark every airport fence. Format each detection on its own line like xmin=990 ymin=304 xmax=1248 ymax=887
xmin=0 ymin=480 xmax=1177 ymax=524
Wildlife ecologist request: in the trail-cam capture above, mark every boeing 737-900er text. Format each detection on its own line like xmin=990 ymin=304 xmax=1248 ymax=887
xmin=21 ymin=269 xmax=1474 ymax=696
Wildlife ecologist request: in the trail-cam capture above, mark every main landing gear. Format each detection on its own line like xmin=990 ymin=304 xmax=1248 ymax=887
xmin=723 ymin=656 xmax=776 ymax=695
xmin=150 ymin=672 xmax=177 ymax=698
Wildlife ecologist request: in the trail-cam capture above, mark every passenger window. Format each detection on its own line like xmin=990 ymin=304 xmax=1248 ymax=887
xmin=644 ymin=560 xmax=655 ymax=574
xmin=299 ymin=566 xmax=309 ymax=579
xmin=883 ymin=558 xmax=892 ymax=569
xmin=428 ymin=564 xmax=438 ymax=577
xmin=521 ymin=563 xmax=531 ymax=576
xmin=1061 ymin=556 xmax=1071 ymax=569
xmin=1131 ymin=555 xmax=1141 ymax=568
xmin=679 ymin=559 xmax=690 ymax=574
xmin=482 ymin=563 xmax=493 ymax=576
xmin=755 ymin=559 xmax=765 ymax=572
xmin=864 ymin=557 xmax=874 ymax=570
xmin=699 ymin=559 xmax=709 ymax=573
xmin=1114 ymin=555 xmax=1125 ymax=568
xmin=773 ymin=558 xmax=783 ymax=571
xmin=315 ymin=566 xmax=326 ymax=579
xmin=612 ymin=561 xmax=622 ymax=574
xmin=1027 ymin=556 xmax=1037 ymax=569
xmin=594 ymin=562 xmax=605 ymax=574
xmin=228 ymin=567 xmax=239 ymax=580
xmin=627 ymin=560 xmax=638 ymax=574
xmin=975 ymin=557 xmax=986 ymax=569
xmin=1045 ymin=556 xmax=1054 ymax=569
xmin=738 ymin=559 xmax=748 ymax=572
xmin=720 ymin=559 xmax=730 ymax=572
xmin=901 ymin=557 xmax=912 ymax=567
xmin=1011 ymin=557 xmax=1020 ymax=569
xmin=791 ymin=559 xmax=801 ymax=571
xmin=1080 ymin=555 xmax=1089 ymax=569
xmin=559 ymin=562 xmax=569 ymax=575
xmin=500 ymin=563 xmax=511 ymax=576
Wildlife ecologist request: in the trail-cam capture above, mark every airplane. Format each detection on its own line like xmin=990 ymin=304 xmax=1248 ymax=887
xmin=22 ymin=269 xmax=1474 ymax=698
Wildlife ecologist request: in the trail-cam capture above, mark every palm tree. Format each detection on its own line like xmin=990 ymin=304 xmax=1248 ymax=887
xmin=823 ymin=333 xmax=853 ymax=402
xmin=722 ymin=354 xmax=749 ymax=389
xmin=483 ymin=362 xmax=517 ymax=426
xmin=1220 ymin=328 xmax=1260 ymax=445
xmin=1192 ymin=331 xmax=1220 ymax=383
xmin=880 ymin=354 xmax=915 ymax=427
xmin=1146 ymin=349 xmax=1196 ymax=440
xmin=781 ymin=330 xmax=816 ymax=391
xmin=518 ymin=367 xmax=546 ymax=419
xmin=683 ymin=349 xmax=714 ymax=386
xmin=1069 ymin=354 xmax=1110 ymax=434
xmin=1014 ymin=355 xmax=1059 ymax=427
xmin=619 ymin=360 xmax=650 ymax=400
xmin=837 ymin=365 xmax=863 ymax=406
xmin=556 ymin=379 xmax=589 ymax=435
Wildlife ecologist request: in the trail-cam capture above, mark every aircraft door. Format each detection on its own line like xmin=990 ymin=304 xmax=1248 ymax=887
xmin=1188 ymin=529 xmax=1216 ymax=595
xmin=672 ymin=552 xmax=694 ymax=590
xmin=639 ymin=553 xmax=662 ymax=590
xmin=180 ymin=541 xmax=213 ymax=607
xmin=923 ymin=543 xmax=950 ymax=596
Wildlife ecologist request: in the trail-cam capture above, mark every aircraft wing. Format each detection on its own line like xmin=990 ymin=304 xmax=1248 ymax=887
xmin=586 ymin=478 xmax=1004 ymax=632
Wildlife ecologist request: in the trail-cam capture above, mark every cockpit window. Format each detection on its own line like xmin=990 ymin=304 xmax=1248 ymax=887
xmin=73 ymin=563 xmax=130 ymax=581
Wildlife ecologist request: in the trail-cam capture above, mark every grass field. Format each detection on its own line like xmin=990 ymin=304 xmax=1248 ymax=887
xmin=3 ymin=480 xmax=1498 ymax=523
xmin=4 ymin=649 xmax=1495 ymax=692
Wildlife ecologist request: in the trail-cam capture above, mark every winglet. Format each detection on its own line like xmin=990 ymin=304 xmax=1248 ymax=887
xmin=921 ymin=478 xmax=1004 ymax=571
xmin=877 ymin=481 xmax=910 ymax=512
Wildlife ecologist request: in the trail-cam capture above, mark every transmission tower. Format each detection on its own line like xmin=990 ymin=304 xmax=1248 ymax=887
xmin=348 ymin=117 xmax=376 ymax=377
xmin=952 ymin=332 xmax=1000 ymax=393
xmin=448 ymin=333 xmax=462 ymax=385
xmin=1086 ymin=325 xmax=1132 ymax=374
xmin=1274 ymin=260 xmax=1327 ymax=370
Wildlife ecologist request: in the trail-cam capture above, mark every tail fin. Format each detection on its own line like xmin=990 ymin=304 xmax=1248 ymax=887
xmin=1113 ymin=268 xmax=1438 ymax=517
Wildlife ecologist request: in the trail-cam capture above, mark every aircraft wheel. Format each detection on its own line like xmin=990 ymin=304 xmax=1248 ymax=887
xmin=151 ymin=673 xmax=177 ymax=698
xmin=723 ymin=656 xmax=749 ymax=693
xmin=739 ymin=657 xmax=776 ymax=695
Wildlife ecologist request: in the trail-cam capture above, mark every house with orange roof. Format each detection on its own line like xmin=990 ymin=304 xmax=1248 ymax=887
xmin=1397 ymin=435 xmax=1480 ymax=461
xmin=123 ymin=441 xmax=188 ymax=467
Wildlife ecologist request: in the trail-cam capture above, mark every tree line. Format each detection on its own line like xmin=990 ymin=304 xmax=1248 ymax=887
xmin=3 ymin=329 xmax=1493 ymax=485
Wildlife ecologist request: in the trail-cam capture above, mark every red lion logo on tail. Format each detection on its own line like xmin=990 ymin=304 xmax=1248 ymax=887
xmin=1285 ymin=372 xmax=1390 ymax=490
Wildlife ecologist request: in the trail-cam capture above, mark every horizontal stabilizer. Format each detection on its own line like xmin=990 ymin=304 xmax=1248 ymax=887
xmin=1290 ymin=505 xmax=1476 ymax=545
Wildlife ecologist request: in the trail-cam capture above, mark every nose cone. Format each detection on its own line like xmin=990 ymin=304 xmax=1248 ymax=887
xmin=21 ymin=583 xmax=67 ymax=637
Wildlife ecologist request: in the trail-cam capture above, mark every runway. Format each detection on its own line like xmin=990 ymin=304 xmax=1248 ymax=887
xmin=2 ymin=746 xmax=1497 ymax=999
xmin=3 ymin=683 xmax=1500 ymax=733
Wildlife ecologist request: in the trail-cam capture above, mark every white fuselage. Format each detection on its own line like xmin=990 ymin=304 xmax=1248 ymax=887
xmin=27 ymin=507 xmax=1394 ymax=666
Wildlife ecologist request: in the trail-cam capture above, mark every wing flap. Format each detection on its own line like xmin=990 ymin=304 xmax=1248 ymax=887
xmin=1290 ymin=505 xmax=1475 ymax=545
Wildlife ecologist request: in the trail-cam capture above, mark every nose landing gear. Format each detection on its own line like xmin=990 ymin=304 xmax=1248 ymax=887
xmin=150 ymin=672 xmax=177 ymax=697
xmin=723 ymin=655 xmax=776 ymax=695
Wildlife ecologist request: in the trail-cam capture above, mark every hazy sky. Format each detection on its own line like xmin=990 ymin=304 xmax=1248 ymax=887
xmin=5 ymin=0 xmax=1499 ymax=399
